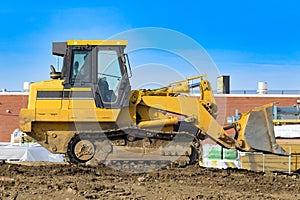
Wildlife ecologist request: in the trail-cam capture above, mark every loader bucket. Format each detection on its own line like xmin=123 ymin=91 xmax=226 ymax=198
xmin=237 ymin=104 xmax=288 ymax=156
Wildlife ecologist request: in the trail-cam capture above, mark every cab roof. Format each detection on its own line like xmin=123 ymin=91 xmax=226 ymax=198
xmin=53 ymin=40 xmax=128 ymax=56
xmin=67 ymin=40 xmax=128 ymax=46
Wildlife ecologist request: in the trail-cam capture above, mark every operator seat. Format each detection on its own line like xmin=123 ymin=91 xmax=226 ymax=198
xmin=98 ymin=78 xmax=116 ymax=103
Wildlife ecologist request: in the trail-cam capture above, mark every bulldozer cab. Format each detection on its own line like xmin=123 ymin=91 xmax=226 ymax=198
xmin=53 ymin=40 xmax=132 ymax=108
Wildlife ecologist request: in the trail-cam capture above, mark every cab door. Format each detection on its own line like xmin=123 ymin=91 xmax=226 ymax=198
xmin=95 ymin=46 xmax=131 ymax=108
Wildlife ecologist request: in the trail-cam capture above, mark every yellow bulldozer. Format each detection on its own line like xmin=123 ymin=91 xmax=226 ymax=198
xmin=19 ymin=40 xmax=287 ymax=170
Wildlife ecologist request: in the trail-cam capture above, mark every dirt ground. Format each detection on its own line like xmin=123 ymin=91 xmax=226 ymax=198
xmin=0 ymin=162 xmax=299 ymax=200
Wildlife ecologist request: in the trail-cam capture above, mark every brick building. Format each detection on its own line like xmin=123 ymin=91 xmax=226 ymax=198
xmin=215 ymin=94 xmax=300 ymax=125
xmin=0 ymin=92 xmax=28 ymax=142
xmin=0 ymin=92 xmax=299 ymax=142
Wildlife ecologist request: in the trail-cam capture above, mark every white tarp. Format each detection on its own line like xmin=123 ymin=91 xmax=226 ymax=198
xmin=0 ymin=129 xmax=65 ymax=162
xmin=0 ymin=143 xmax=65 ymax=162
xmin=274 ymin=125 xmax=300 ymax=138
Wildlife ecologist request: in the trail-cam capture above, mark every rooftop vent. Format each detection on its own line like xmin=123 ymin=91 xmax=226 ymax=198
xmin=257 ymin=82 xmax=268 ymax=94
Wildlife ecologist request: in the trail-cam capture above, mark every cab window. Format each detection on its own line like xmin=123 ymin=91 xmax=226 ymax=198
xmin=97 ymin=50 xmax=121 ymax=103
xmin=71 ymin=50 xmax=92 ymax=83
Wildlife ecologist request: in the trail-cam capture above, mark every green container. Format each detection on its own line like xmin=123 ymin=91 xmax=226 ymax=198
xmin=207 ymin=146 xmax=222 ymax=160
xmin=223 ymin=148 xmax=237 ymax=160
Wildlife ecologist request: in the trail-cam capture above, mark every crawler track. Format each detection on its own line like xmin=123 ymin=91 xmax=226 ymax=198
xmin=66 ymin=126 xmax=201 ymax=172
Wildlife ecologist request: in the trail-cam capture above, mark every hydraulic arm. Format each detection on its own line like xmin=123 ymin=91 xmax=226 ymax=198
xmin=133 ymin=75 xmax=287 ymax=155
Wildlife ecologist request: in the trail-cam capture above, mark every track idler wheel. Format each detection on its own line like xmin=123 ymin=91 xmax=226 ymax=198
xmin=67 ymin=136 xmax=95 ymax=164
xmin=74 ymin=140 xmax=95 ymax=162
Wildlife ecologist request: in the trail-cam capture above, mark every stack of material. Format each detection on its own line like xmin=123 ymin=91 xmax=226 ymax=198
xmin=240 ymin=105 xmax=300 ymax=172
xmin=240 ymin=137 xmax=300 ymax=173
xmin=201 ymin=143 xmax=239 ymax=169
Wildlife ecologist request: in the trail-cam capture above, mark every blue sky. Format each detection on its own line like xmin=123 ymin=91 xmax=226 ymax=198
xmin=0 ymin=1 xmax=300 ymax=91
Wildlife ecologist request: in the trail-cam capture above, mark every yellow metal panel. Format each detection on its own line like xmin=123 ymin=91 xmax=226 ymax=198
xmin=69 ymin=108 xmax=120 ymax=122
xmin=34 ymin=108 xmax=120 ymax=122
xmin=30 ymin=125 xmax=76 ymax=154
xmin=141 ymin=96 xmax=200 ymax=116
xmin=28 ymin=80 xmax=64 ymax=109
xmin=69 ymin=109 xmax=99 ymax=121
xmin=68 ymin=100 xmax=96 ymax=109
xmin=70 ymin=87 xmax=92 ymax=91
xmin=19 ymin=109 xmax=35 ymax=132
xmin=35 ymin=109 xmax=69 ymax=122
xmin=28 ymin=86 xmax=36 ymax=109
xmin=61 ymin=99 xmax=69 ymax=110
xmin=36 ymin=99 xmax=61 ymax=109
xmin=67 ymin=40 xmax=128 ymax=46
xmin=95 ymin=109 xmax=120 ymax=122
